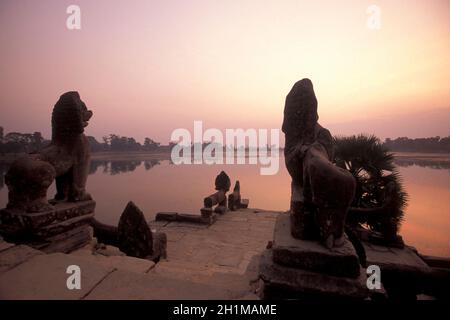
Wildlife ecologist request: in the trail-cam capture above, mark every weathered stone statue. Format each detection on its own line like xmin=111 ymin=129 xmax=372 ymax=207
xmin=203 ymin=171 xmax=230 ymax=215
xmin=282 ymin=79 xmax=356 ymax=248
xmin=5 ymin=91 xmax=92 ymax=212
xmin=0 ymin=92 xmax=95 ymax=253
xmin=258 ymin=80 xmax=366 ymax=300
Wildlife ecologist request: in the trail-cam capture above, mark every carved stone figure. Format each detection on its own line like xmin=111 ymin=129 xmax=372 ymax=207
xmin=5 ymin=91 xmax=93 ymax=212
xmin=282 ymin=79 xmax=356 ymax=248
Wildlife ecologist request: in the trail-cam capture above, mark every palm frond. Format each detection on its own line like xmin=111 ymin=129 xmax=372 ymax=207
xmin=334 ymin=134 xmax=408 ymax=237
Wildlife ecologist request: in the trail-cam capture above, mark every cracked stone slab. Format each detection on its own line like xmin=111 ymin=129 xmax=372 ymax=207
xmin=0 ymin=245 xmax=43 ymax=273
xmin=0 ymin=240 xmax=15 ymax=253
xmin=0 ymin=253 xmax=114 ymax=299
xmin=363 ymin=242 xmax=432 ymax=274
xmin=84 ymin=269 xmax=231 ymax=300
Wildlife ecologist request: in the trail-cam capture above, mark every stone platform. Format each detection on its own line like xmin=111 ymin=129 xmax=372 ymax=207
xmin=0 ymin=201 xmax=95 ymax=253
xmin=259 ymin=214 xmax=367 ymax=300
xmin=0 ymin=208 xmax=278 ymax=299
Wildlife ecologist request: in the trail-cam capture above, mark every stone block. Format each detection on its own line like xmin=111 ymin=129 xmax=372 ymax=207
xmin=200 ymin=207 xmax=213 ymax=218
xmin=0 ymin=200 xmax=96 ymax=235
xmin=363 ymin=242 xmax=432 ymax=298
xmin=272 ymin=214 xmax=360 ymax=278
xmin=240 ymin=199 xmax=249 ymax=209
xmin=155 ymin=212 xmax=178 ymax=222
xmin=35 ymin=213 xmax=94 ymax=238
xmin=259 ymin=249 xmax=368 ymax=300
xmin=363 ymin=242 xmax=431 ymax=274
xmin=214 ymin=205 xmax=227 ymax=215
xmin=0 ymin=201 xmax=95 ymax=254
xmin=38 ymin=225 xmax=93 ymax=253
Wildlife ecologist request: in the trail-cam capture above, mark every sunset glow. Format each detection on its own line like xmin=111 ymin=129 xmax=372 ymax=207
xmin=1 ymin=0 xmax=449 ymax=143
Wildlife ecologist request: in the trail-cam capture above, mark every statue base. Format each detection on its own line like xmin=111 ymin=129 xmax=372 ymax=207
xmin=277 ymin=214 xmax=360 ymax=277
xmin=259 ymin=214 xmax=367 ymax=300
xmin=259 ymin=250 xmax=367 ymax=300
xmin=0 ymin=200 xmax=95 ymax=253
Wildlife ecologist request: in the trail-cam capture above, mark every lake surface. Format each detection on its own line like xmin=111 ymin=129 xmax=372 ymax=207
xmin=1 ymin=153 xmax=449 ymax=258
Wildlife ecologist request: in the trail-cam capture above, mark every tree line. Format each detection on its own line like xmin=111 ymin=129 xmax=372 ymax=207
xmin=1 ymin=126 xmax=449 ymax=154
xmin=384 ymin=136 xmax=450 ymax=153
xmin=0 ymin=127 xmax=172 ymax=154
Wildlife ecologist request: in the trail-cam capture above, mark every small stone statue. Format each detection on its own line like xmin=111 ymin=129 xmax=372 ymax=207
xmin=214 ymin=170 xmax=231 ymax=192
xmin=282 ymin=79 xmax=356 ymax=248
xmin=203 ymin=171 xmax=230 ymax=215
xmin=5 ymin=92 xmax=93 ymax=212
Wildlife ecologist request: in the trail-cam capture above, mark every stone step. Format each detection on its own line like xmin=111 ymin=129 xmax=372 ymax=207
xmin=84 ymin=269 xmax=242 ymax=300
xmin=0 ymin=247 xmax=254 ymax=300
xmin=0 ymin=238 xmax=15 ymax=253
xmin=71 ymin=246 xmax=155 ymax=274
xmin=0 ymin=252 xmax=115 ymax=299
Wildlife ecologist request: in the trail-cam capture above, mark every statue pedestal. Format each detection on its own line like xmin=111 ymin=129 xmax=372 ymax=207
xmin=0 ymin=200 xmax=95 ymax=253
xmin=275 ymin=214 xmax=360 ymax=278
xmin=259 ymin=214 xmax=368 ymax=300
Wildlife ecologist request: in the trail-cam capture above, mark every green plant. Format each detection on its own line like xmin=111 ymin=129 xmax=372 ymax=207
xmin=333 ymin=134 xmax=408 ymax=238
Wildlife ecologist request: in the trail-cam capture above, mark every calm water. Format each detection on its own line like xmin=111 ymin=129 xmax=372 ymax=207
xmin=1 ymin=154 xmax=449 ymax=258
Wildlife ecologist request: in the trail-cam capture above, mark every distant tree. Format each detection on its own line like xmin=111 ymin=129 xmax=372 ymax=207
xmin=144 ymin=137 xmax=160 ymax=151
xmin=107 ymin=134 xmax=142 ymax=151
xmin=87 ymin=136 xmax=108 ymax=152
xmin=384 ymin=136 xmax=450 ymax=153
xmin=30 ymin=132 xmax=44 ymax=151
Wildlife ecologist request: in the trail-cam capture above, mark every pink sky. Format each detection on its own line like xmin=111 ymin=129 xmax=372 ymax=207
xmin=0 ymin=0 xmax=449 ymax=144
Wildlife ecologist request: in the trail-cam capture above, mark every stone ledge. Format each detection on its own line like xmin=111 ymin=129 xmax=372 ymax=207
xmin=0 ymin=200 xmax=96 ymax=235
xmin=155 ymin=211 xmax=217 ymax=225
xmin=364 ymin=242 xmax=431 ymax=274
xmin=36 ymin=213 xmax=94 ymax=238
xmin=272 ymin=214 xmax=360 ymax=278
xmin=37 ymin=226 xmax=93 ymax=253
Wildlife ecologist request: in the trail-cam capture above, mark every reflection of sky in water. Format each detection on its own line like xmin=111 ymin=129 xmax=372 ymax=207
xmin=1 ymin=156 xmax=449 ymax=257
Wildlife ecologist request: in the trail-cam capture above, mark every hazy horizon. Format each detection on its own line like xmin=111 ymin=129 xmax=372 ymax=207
xmin=1 ymin=0 xmax=449 ymax=144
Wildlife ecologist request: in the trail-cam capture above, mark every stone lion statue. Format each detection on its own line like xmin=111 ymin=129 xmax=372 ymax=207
xmin=5 ymin=91 xmax=93 ymax=212
xmin=283 ymin=79 xmax=356 ymax=248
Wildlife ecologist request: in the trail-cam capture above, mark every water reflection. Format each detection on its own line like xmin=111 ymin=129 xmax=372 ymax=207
xmin=89 ymin=159 xmax=160 ymax=175
xmin=0 ymin=155 xmax=449 ymax=257
xmin=394 ymin=158 xmax=450 ymax=170
xmin=0 ymin=159 xmax=161 ymax=191
xmin=0 ymin=162 xmax=7 ymax=190
xmin=1 ymin=156 xmax=448 ymax=191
